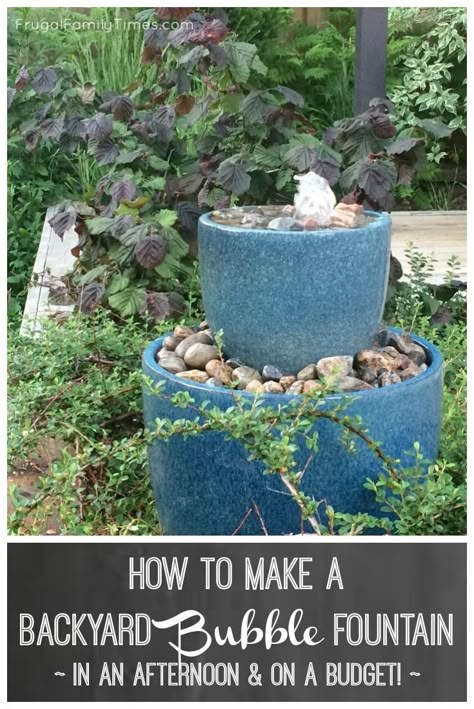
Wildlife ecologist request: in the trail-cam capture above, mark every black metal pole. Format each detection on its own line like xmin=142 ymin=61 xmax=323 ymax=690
xmin=354 ymin=8 xmax=389 ymax=114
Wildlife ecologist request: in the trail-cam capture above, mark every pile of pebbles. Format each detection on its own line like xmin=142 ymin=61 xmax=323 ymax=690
xmin=156 ymin=323 xmax=428 ymax=395
xmin=210 ymin=205 xmax=375 ymax=231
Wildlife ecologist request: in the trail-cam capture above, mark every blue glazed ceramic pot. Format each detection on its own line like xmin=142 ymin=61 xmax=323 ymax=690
xmin=198 ymin=210 xmax=392 ymax=372
xmin=143 ymin=329 xmax=443 ymax=536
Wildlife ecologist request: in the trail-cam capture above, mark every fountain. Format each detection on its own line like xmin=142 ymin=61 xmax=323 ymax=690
xmin=142 ymin=175 xmax=443 ymax=535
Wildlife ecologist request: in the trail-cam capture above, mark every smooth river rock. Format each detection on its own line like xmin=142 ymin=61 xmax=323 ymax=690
xmin=263 ymin=381 xmax=285 ymax=394
xmin=262 ymin=364 xmax=283 ymax=382
xmin=176 ymin=370 xmax=209 ymax=383
xmin=162 ymin=335 xmax=184 ymax=351
xmin=205 ymin=359 xmax=233 ymax=385
xmin=354 ymin=348 xmax=402 ymax=373
xmin=297 ymin=364 xmax=317 ymax=381
xmin=315 ymin=355 xmax=353 ymax=380
xmin=184 ymin=343 xmax=219 ymax=369
xmin=157 ymin=353 xmax=187 ymax=374
xmin=338 ymin=376 xmax=374 ymax=392
xmin=245 ymin=380 xmax=265 ymax=394
xmin=232 ymin=366 xmax=262 ymax=390
xmin=173 ymin=325 xmax=195 ymax=338
xmin=280 ymin=375 xmax=297 ymax=390
xmin=175 ymin=332 xmax=213 ymax=359
xmin=387 ymin=332 xmax=426 ymax=366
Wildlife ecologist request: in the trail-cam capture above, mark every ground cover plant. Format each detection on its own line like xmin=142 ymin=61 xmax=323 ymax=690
xmin=8 ymin=250 xmax=466 ymax=536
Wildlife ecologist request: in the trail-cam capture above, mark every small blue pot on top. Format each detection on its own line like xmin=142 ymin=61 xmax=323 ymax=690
xmin=198 ymin=210 xmax=392 ymax=372
xmin=143 ymin=329 xmax=443 ymax=536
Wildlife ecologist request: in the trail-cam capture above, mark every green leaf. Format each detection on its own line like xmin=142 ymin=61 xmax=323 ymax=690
xmin=283 ymin=144 xmax=318 ymax=171
xmin=148 ymin=155 xmax=169 ymax=171
xmin=86 ymin=217 xmax=115 ymax=235
xmin=118 ymin=224 xmax=149 ymax=246
xmin=241 ymin=91 xmax=274 ymax=123
xmin=252 ymin=54 xmax=268 ymax=76
xmin=226 ymin=41 xmax=258 ymax=84
xmin=146 ymin=176 xmax=166 ymax=191
xmin=106 ymin=274 xmax=130 ymax=295
xmin=108 ymin=287 xmax=145 ymax=317
xmin=253 ymin=144 xmax=283 ymax=169
xmin=79 ymin=265 xmax=108 ymax=285
xmin=417 ymin=119 xmax=453 ymax=138
xmin=275 ymin=168 xmax=293 ymax=191
xmin=157 ymin=209 xmax=178 ymax=228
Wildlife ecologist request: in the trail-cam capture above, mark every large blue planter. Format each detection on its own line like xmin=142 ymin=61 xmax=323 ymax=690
xmin=143 ymin=329 xmax=443 ymax=536
xmin=198 ymin=210 xmax=392 ymax=372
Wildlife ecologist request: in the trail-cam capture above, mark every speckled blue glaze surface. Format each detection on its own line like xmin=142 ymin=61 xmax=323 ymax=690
xmin=143 ymin=329 xmax=443 ymax=536
xmin=198 ymin=210 xmax=392 ymax=372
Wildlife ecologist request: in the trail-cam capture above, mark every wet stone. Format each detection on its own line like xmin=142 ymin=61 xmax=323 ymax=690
xmin=226 ymin=357 xmax=245 ymax=370
xmin=378 ymin=370 xmax=402 ymax=387
xmin=372 ymin=327 xmax=389 ymax=348
xmin=316 ymin=355 xmax=353 ymax=380
xmin=241 ymin=213 xmax=269 ymax=228
xmin=387 ymin=332 xmax=426 ymax=366
xmin=262 ymin=364 xmax=283 ymax=382
xmin=303 ymin=380 xmax=323 ymax=394
xmin=288 ymin=380 xmax=305 ymax=394
xmin=207 ymin=377 xmax=224 ymax=387
xmin=163 ymin=335 xmax=184 ymax=351
xmin=358 ymin=366 xmax=378 ymax=384
xmin=297 ymin=364 xmax=317 ymax=381
xmin=158 ymin=353 xmax=187 ymax=374
xmin=174 ymin=325 xmax=195 ymax=338
xmin=263 ymin=381 xmax=285 ymax=394
xmin=175 ymin=332 xmax=213 ymax=359
xmin=199 ymin=320 xmax=209 ymax=331
xmin=176 ymin=370 xmax=209 ymax=383
xmin=354 ymin=348 xmax=402 ymax=373
xmin=205 ymin=360 xmax=233 ymax=385
xmin=338 ymin=376 xmax=374 ymax=392
xmin=280 ymin=375 xmax=297 ymax=390
xmin=245 ymin=380 xmax=265 ymax=394
xmin=399 ymin=366 xmax=422 ymax=382
xmin=232 ymin=366 xmax=262 ymax=390
xmin=268 ymin=216 xmax=298 ymax=230
xmin=184 ymin=343 xmax=219 ymax=370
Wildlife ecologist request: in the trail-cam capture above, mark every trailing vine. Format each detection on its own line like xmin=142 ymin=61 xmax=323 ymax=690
xmin=145 ymin=379 xmax=402 ymax=535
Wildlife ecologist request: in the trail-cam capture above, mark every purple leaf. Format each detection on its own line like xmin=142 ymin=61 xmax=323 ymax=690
xmin=100 ymin=95 xmax=134 ymax=121
xmin=15 ymin=66 xmax=29 ymax=91
xmin=86 ymin=113 xmax=113 ymax=141
xmin=32 ymin=67 xmax=58 ymax=94
xmin=110 ymin=180 xmax=137 ymax=203
xmin=112 ymin=215 xmax=135 ymax=237
xmin=153 ymin=105 xmax=176 ymax=128
xmin=134 ymin=235 xmax=168 ymax=268
xmin=25 ymin=129 xmax=40 ymax=152
xmin=79 ymin=283 xmax=105 ymax=314
xmin=94 ymin=138 xmax=119 ymax=165
xmin=144 ymin=27 xmax=169 ymax=49
xmin=49 ymin=207 xmax=77 ymax=239
xmin=64 ymin=116 xmax=87 ymax=138
xmin=216 ymin=158 xmax=251 ymax=195
xmin=143 ymin=291 xmax=186 ymax=322
xmin=39 ymin=117 xmax=64 ymax=140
